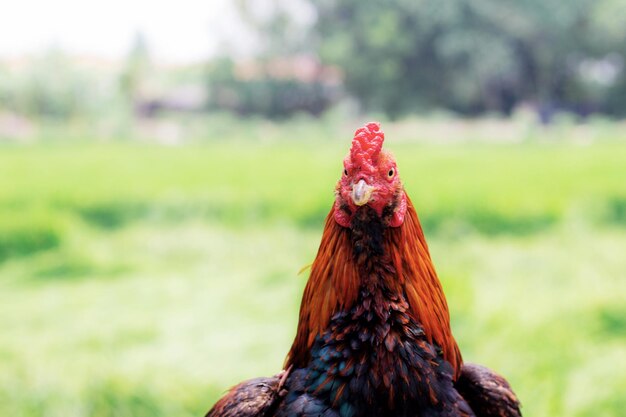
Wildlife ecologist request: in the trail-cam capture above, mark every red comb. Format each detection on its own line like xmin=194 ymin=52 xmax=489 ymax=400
xmin=350 ymin=122 xmax=384 ymax=169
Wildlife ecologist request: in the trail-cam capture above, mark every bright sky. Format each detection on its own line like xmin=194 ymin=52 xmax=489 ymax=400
xmin=0 ymin=0 xmax=260 ymax=63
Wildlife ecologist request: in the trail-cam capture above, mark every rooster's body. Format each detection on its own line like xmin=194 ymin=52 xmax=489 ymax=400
xmin=206 ymin=123 xmax=520 ymax=417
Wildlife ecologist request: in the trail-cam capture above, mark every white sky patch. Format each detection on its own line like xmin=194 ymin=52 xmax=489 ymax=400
xmin=0 ymin=0 xmax=261 ymax=63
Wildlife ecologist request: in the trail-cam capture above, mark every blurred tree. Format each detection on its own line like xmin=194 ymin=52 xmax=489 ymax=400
xmin=591 ymin=0 xmax=626 ymax=117
xmin=206 ymin=56 xmax=338 ymax=118
xmin=119 ymin=32 xmax=152 ymax=103
xmin=0 ymin=64 xmax=12 ymax=109
xmin=234 ymin=0 xmax=317 ymax=57
xmin=206 ymin=1 xmax=338 ymax=118
xmin=12 ymin=49 xmax=93 ymax=119
xmin=312 ymin=0 xmax=626 ymax=118
xmin=0 ymin=49 xmax=116 ymax=121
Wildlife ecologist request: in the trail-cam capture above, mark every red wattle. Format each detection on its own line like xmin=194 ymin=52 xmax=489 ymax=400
xmin=333 ymin=200 xmax=352 ymax=227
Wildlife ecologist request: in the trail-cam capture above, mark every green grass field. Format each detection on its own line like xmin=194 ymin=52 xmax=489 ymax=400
xmin=1 ymin=122 xmax=625 ymax=417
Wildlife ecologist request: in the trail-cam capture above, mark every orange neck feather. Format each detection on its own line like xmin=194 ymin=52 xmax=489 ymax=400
xmin=285 ymin=195 xmax=462 ymax=379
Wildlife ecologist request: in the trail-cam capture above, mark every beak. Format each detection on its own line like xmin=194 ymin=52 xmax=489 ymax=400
xmin=351 ymin=179 xmax=374 ymax=206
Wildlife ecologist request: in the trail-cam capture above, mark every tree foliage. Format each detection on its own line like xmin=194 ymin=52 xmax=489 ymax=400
xmin=312 ymin=0 xmax=626 ymax=117
xmin=206 ymin=57 xmax=338 ymax=118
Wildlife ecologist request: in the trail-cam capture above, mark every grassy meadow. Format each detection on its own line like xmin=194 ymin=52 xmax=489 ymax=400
xmin=0 ymin=119 xmax=625 ymax=417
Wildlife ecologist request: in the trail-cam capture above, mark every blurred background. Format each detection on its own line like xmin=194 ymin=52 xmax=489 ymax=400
xmin=1 ymin=0 xmax=625 ymax=416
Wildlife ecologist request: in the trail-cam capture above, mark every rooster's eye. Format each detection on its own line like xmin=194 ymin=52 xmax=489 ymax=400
xmin=388 ymin=168 xmax=395 ymax=177
xmin=344 ymin=169 xmax=348 ymax=176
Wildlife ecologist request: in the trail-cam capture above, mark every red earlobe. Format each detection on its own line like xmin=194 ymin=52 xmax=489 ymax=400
xmin=389 ymin=192 xmax=407 ymax=227
xmin=334 ymin=201 xmax=351 ymax=227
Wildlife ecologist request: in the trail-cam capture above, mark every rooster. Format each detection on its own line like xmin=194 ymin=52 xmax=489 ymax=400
xmin=206 ymin=122 xmax=521 ymax=417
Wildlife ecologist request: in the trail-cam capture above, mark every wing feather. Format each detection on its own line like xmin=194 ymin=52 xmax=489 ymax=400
xmin=206 ymin=371 xmax=288 ymax=417
xmin=455 ymin=363 xmax=521 ymax=417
